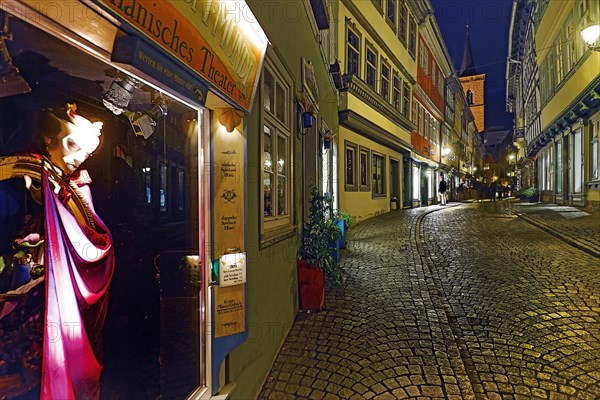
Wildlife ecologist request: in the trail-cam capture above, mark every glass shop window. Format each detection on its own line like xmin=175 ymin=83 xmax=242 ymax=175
xmin=0 ymin=15 xmax=205 ymax=399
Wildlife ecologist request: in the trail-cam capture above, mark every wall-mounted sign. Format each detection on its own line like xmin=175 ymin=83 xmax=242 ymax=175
xmin=92 ymin=0 xmax=268 ymax=111
xmin=219 ymin=252 xmax=246 ymax=287
xmin=214 ymin=285 xmax=245 ymax=338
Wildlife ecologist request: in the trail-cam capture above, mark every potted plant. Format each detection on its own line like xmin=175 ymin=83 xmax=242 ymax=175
xmin=333 ymin=209 xmax=353 ymax=249
xmin=523 ymin=187 xmax=540 ymax=203
xmin=298 ymin=186 xmax=341 ymax=311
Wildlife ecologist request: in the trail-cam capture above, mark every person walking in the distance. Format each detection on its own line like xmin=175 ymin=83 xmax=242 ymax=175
xmin=439 ymin=174 xmax=447 ymax=206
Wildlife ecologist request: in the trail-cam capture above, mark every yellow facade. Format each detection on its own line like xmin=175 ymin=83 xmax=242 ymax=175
xmin=335 ymin=0 xmax=417 ymax=219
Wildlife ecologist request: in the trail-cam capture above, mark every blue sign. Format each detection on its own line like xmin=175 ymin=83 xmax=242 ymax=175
xmin=111 ymin=36 xmax=208 ymax=106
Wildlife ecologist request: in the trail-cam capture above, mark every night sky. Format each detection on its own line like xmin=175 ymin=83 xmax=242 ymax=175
xmin=429 ymin=0 xmax=514 ymax=130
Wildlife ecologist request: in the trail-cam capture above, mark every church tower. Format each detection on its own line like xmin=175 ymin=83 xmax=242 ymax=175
xmin=458 ymin=26 xmax=485 ymax=132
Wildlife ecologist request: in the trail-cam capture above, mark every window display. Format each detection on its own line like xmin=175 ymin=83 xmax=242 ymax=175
xmin=0 ymin=13 xmax=204 ymax=399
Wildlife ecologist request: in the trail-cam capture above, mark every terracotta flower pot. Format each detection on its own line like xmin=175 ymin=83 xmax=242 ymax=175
xmin=297 ymin=259 xmax=324 ymax=311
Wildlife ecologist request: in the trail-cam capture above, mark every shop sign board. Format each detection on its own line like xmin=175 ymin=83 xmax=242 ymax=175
xmin=219 ymin=252 xmax=246 ymax=287
xmin=91 ymin=0 xmax=268 ymax=111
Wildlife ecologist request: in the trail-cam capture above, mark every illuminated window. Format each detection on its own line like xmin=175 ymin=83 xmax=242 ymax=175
xmin=261 ymin=49 xmax=294 ymax=244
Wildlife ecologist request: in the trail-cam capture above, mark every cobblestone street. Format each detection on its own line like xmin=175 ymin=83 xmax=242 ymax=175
xmin=259 ymin=201 xmax=600 ymax=399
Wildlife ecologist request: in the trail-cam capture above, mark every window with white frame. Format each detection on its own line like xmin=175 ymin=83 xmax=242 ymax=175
xmin=372 ymin=153 xmax=386 ymax=196
xmin=261 ymin=52 xmax=293 ymax=242
xmin=347 ymin=25 xmax=360 ymax=76
xmin=381 ymin=62 xmax=390 ymax=101
xmin=556 ymin=140 xmax=563 ymax=193
xmin=573 ymin=128 xmax=583 ymax=193
xmin=366 ymin=45 xmax=378 ymax=90
xmin=554 ymin=36 xmax=563 ymax=83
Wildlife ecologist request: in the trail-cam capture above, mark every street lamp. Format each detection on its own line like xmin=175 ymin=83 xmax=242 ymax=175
xmin=581 ymin=23 xmax=600 ymax=51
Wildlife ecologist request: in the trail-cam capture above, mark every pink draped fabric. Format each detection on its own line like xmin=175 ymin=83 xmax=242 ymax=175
xmin=41 ymin=169 xmax=114 ymax=400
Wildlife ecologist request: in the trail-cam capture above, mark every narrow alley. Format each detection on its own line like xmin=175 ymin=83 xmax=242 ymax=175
xmin=259 ymin=201 xmax=600 ymax=400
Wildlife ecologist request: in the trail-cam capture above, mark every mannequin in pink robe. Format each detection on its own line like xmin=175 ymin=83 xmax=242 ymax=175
xmin=36 ymin=104 xmax=114 ymax=399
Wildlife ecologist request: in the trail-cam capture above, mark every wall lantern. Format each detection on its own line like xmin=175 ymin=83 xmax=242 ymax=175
xmin=302 ymin=111 xmax=314 ymax=128
xmin=581 ymin=23 xmax=600 ymax=51
xmin=322 ymin=129 xmax=332 ymax=149
xmin=443 ymin=147 xmax=451 ymax=156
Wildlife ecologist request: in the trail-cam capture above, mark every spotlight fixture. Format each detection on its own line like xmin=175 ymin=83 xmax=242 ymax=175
xmin=0 ymin=12 xmax=31 ymax=98
xmin=126 ymin=95 xmax=169 ymax=139
xmin=102 ymin=73 xmax=141 ymax=115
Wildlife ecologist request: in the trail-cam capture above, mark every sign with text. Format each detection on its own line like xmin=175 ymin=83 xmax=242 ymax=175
xmin=93 ymin=0 xmax=268 ymax=111
xmin=214 ymin=285 xmax=245 ymax=337
xmin=219 ymin=252 xmax=246 ymax=287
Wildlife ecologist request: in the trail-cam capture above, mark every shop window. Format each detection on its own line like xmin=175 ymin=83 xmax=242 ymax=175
xmin=177 ymin=168 xmax=185 ymax=213
xmin=143 ymin=164 xmax=152 ymax=204
xmin=359 ymin=147 xmax=371 ymax=191
xmin=556 ymin=140 xmax=563 ymax=193
xmin=261 ymin=51 xmax=294 ymax=244
xmin=573 ymin=128 xmax=583 ymax=193
xmin=346 ymin=25 xmax=361 ymax=76
xmin=0 ymin=14 xmax=205 ymax=398
xmin=372 ymin=153 xmax=386 ymax=196
xmin=159 ymin=163 xmax=168 ymax=213
xmin=345 ymin=140 xmax=358 ymax=191
xmin=365 ymin=45 xmax=378 ymax=91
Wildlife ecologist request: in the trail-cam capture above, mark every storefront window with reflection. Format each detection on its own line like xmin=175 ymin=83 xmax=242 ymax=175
xmin=0 ymin=16 xmax=204 ymax=399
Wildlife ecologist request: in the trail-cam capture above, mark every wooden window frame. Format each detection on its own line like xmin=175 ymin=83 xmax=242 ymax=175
xmin=380 ymin=60 xmax=391 ymax=101
xmin=359 ymin=146 xmax=371 ymax=191
xmin=345 ymin=140 xmax=359 ymax=191
xmin=260 ymin=49 xmax=295 ymax=245
xmin=392 ymin=72 xmax=401 ymax=111
xmin=408 ymin=16 xmax=417 ymax=58
xmin=371 ymin=152 xmax=386 ymax=197
xmin=398 ymin=1 xmax=408 ymax=46
xmin=365 ymin=43 xmax=378 ymax=91
xmin=346 ymin=22 xmax=361 ymax=76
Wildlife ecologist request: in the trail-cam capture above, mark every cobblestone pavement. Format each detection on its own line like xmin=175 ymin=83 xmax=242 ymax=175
xmin=258 ymin=201 xmax=600 ymax=400
xmin=508 ymin=200 xmax=600 ymax=257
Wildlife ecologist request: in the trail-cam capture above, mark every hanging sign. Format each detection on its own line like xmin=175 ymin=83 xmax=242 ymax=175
xmin=91 ymin=0 xmax=268 ymax=111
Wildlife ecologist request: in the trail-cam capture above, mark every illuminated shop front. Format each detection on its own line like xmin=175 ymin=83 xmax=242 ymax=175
xmin=0 ymin=0 xmax=266 ymax=398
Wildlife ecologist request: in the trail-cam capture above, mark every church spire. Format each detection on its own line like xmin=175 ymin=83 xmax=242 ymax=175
xmin=459 ymin=25 xmax=477 ymax=76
